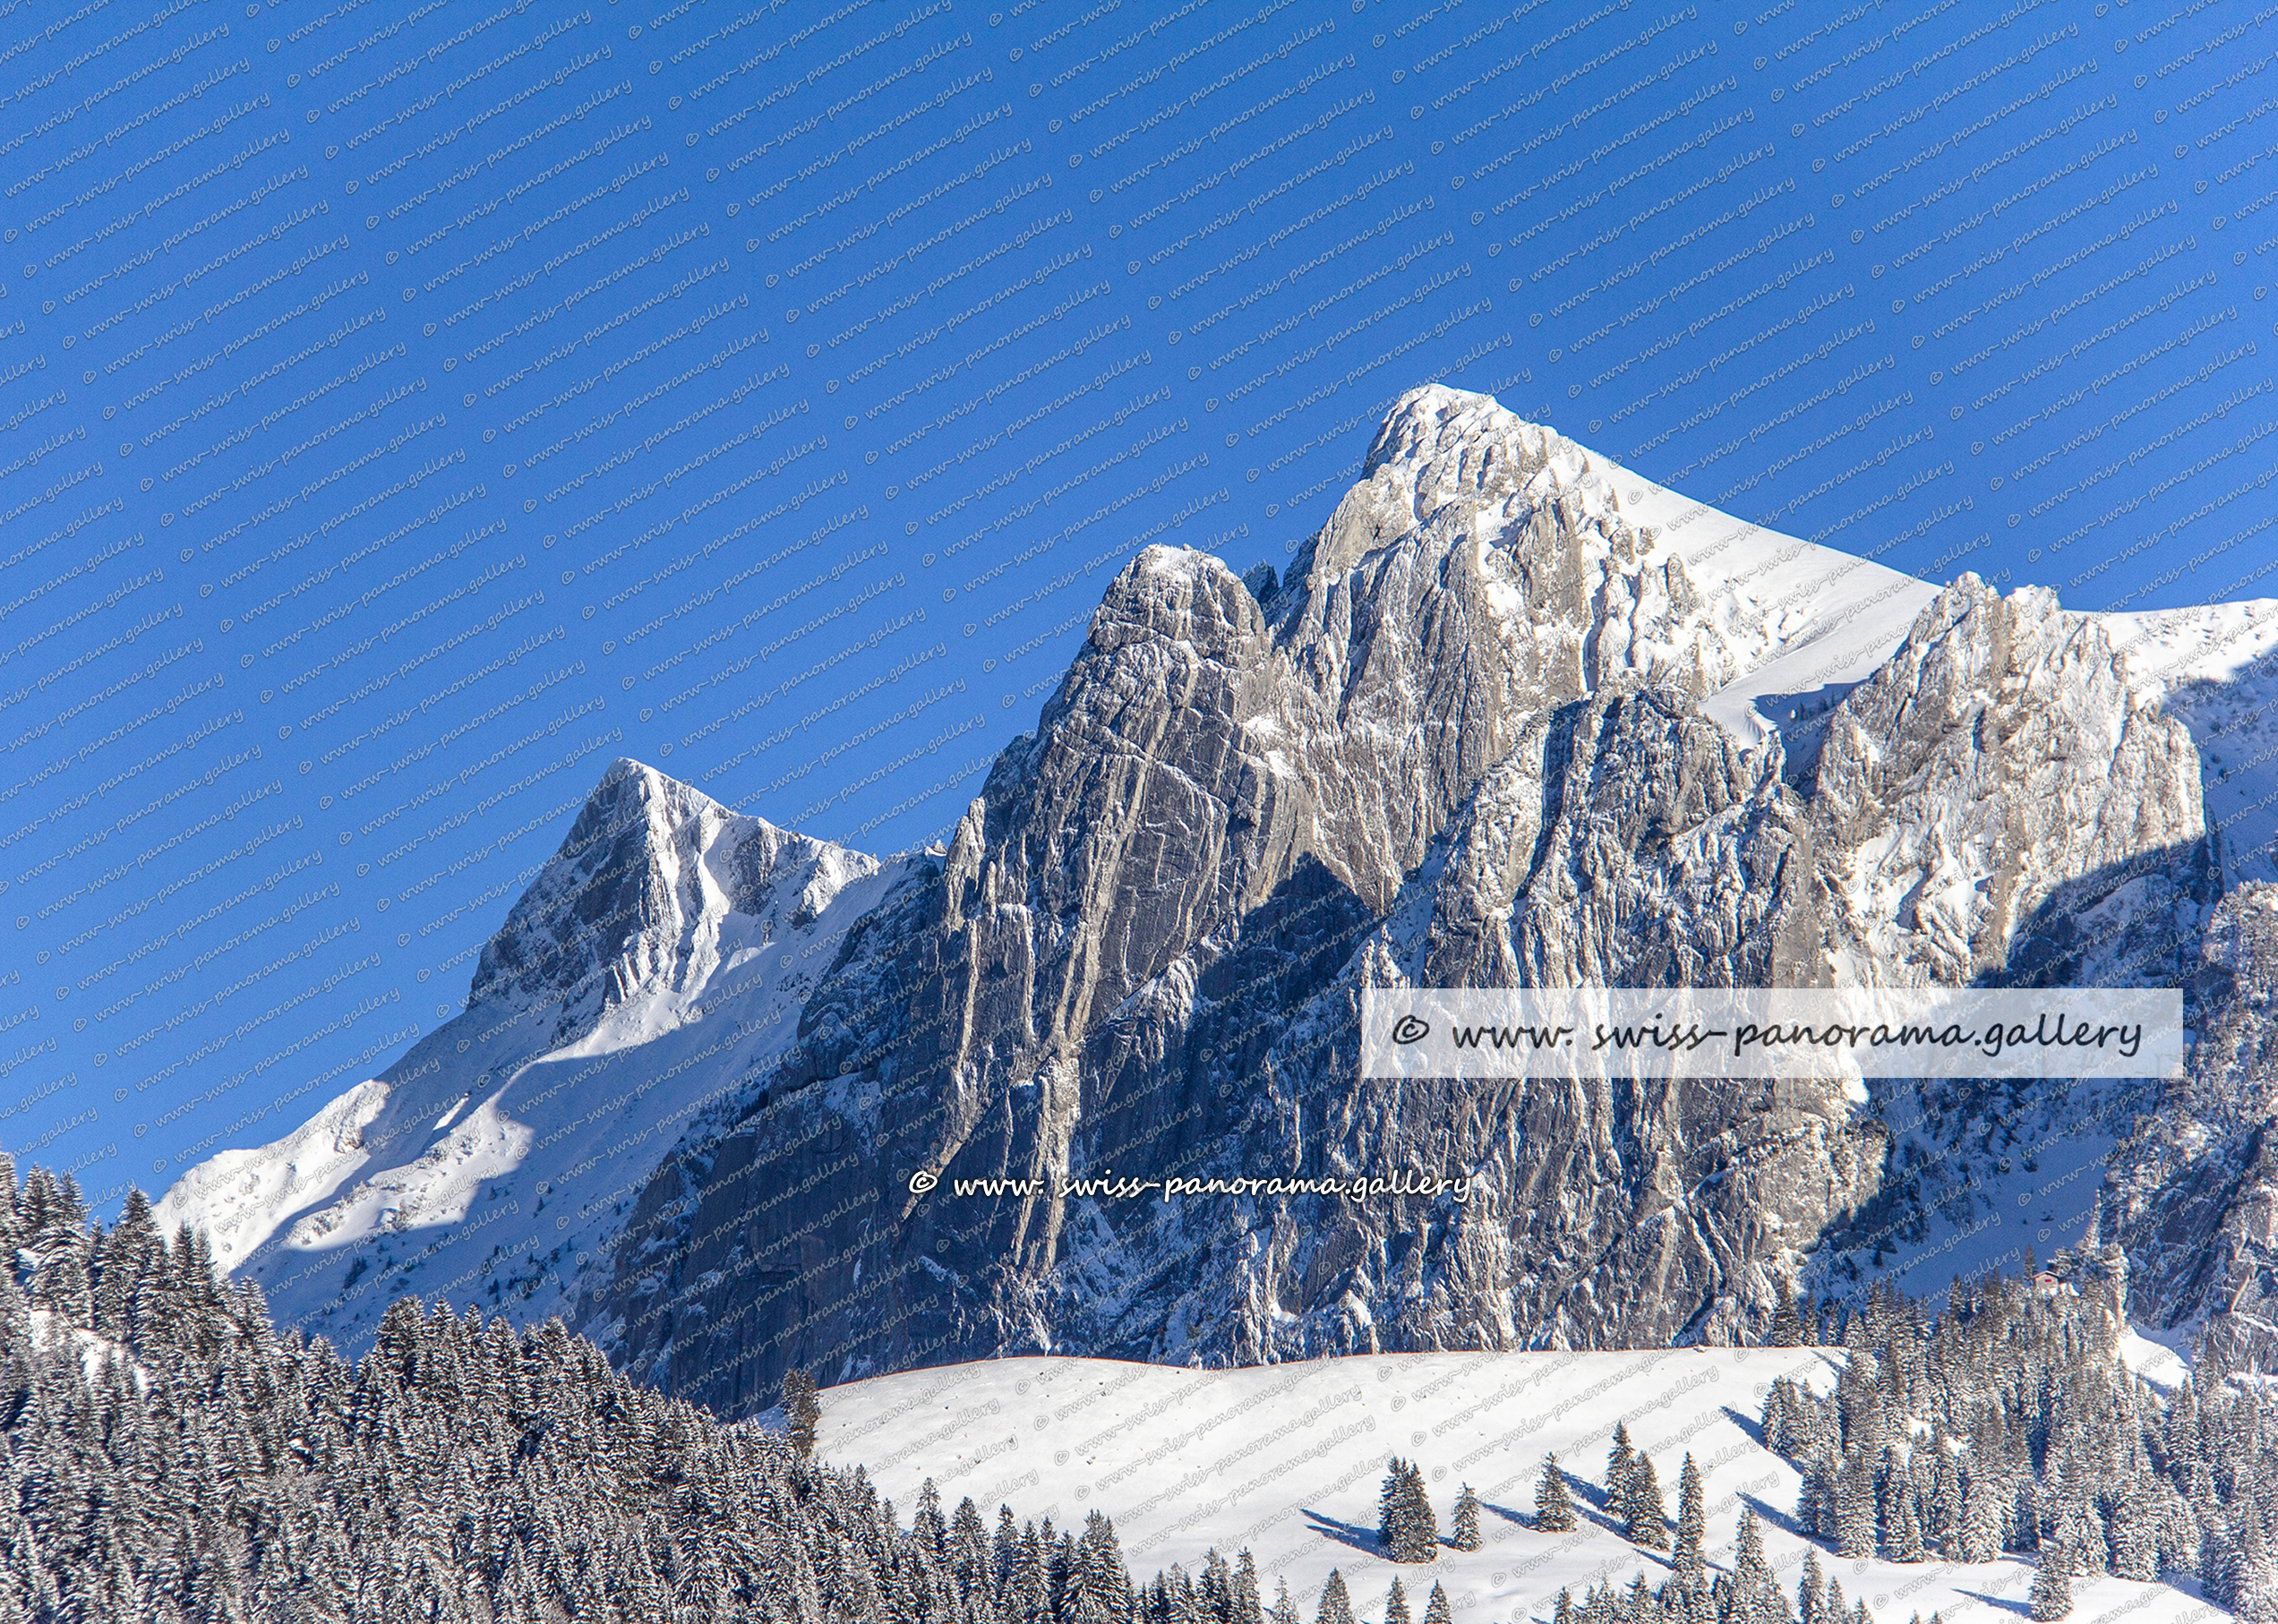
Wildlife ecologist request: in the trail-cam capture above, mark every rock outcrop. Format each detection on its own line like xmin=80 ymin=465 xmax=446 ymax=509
xmin=161 ymin=385 xmax=2244 ymax=1406
xmin=581 ymin=394 xmax=2216 ymax=1414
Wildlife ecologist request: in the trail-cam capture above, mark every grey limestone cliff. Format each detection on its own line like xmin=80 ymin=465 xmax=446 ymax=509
xmin=579 ymin=388 xmax=2217 ymax=1412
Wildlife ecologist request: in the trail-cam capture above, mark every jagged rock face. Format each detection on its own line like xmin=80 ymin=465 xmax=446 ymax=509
xmin=578 ymin=393 xmax=2221 ymax=1412
xmin=1811 ymin=575 xmax=2210 ymax=990
xmin=1169 ymin=688 xmax=1881 ymax=1362
xmin=1423 ymin=689 xmax=1822 ymax=992
xmin=470 ymin=758 xmax=874 ymax=1052
xmin=585 ymin=389 xmax=1856 ymax=1407
xmin=1794 ymin=577 xmax=2217 ymax=1299
xmin=2094 ymin=884 xmax=2278 ymax=1369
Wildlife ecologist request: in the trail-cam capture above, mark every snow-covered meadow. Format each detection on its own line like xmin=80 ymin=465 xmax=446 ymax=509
xmin=817 ymin=1348 xmax=2219 ymax=1624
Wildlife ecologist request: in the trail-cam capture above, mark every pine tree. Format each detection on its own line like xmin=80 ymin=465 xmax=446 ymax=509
xmin=1400 ymin=1461 xmax=1439 ymax=1560
xmin=1797 ymin=1449 xmax=1840 ymax=1540
xmin=1624 ymin=1450 xmax=1671 ymax=1550
xmin=1315 ymin=1570 xmax=1356 ymax=1624
xmin=1380 ymin=1458 xmax=1409 ymax=1554
xmin=1772 ymin=1283 xmax=1804 ymax=1347
xmin=1422 ymin=1583 xmax=1453 ymax=1624
xmin=1889 ymin=1480 xmax=1927 ymax=1563
xmin=1451 ymin=1483 xmax=1481 ymax=1552
xmin=1731 ymin=1509 xmax=1780 ymax=1624
xmin=1066 ymin=1509 xmax=1133 ymax=1624
xmin=781 ymin=1366 xmax=821 ymax=1462
xmin=1797 ymin=1548 xmax=1826 ymax=1624
xmin=914 ymin=1476 xmax=948 ymax=1560
xmin=1383 ymin=1576 xmax=1412 ymax=1624
xmin=1536 ymin=1454 xmax=1577 ymax=1532
xmin=2028 ymin=1544 xmax=2072 ymax=1622
xmin=1674 ymin=1454 xmax=1707 ymax=1581
xmin=1232 ymin=1551 xmax=1264 ymax=1624
xmin=1379 ymin=1461 xmax=1437 ymax=1562
xmin=1269 ymin=1577 xmax=1301 ymax=1624
xmin=2107 ymin=1476 xmax=2158 ymax=1581
xmin=1837 ymin=1455 xmax=1878 ymax=1560
xmin=1608 ymin=1423 xmax=1638 ymax=1512
xmin=1956 ymin=1464 xmax=2003 ymax=1563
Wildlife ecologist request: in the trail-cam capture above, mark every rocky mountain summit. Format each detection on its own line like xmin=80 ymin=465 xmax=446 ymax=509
xmin=161 ymin=385 xmax=2276 ymax=1412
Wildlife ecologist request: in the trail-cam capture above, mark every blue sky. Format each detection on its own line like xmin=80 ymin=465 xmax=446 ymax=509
xmin=0 ymin=0 xmax=2267 ymax=1208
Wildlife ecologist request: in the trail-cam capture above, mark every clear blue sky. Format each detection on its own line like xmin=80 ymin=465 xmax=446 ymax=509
xmin=0 ymin=0 xmax=2265 ymax=1208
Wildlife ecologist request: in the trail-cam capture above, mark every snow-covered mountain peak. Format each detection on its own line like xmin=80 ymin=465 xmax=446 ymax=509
xmin=158 ymin=756 xmax=912 ymax=1347
xmin=149 ymin=383 xmax=2278 ymax=1388
xmin=468 ymin=755 xmax=880 ymax=1053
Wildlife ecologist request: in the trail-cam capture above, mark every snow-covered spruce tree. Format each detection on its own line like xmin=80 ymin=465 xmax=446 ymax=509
xmin=1422 ymin=1581 xmax=1453 ymax=1624
xmin=1607 ymin=1423 xmax=1637 ymax=1512
xmin=1380 ymin=1461 xmax=1439 ymax=1561
xmin=1067 ymin=1509 xmax=1134 ymax=1624
xmin=1772 ymin=1281 xmax=1805 ymax=1347
xmin=1384 ymin=1575 xmax=1413 ymax=1624
xmin=1836 ymin=1455 xmax=1878 ymax=1560
xmin=1536 ymin=1454 xmax=1578 ymax=1532
xmin=1673 ymin=1454 xmax=1707 ymax=1583
xmin=780 ymin=1365 xmax=821 ymax=1462
xmin=1451 ymin=1483 xmax=1481 ymax=1552
xmin=1797 ymin=1547 xmax=1826 ymax=1624
xmin=1315 ymin=1568 xmax=1357 ymax=1624
xmin=1623 ymin=1449 xmax=1670 ymax=1550
xmin=1270 ymin=1577 xmax=1301 ymax=1624
xmin=2028 ymin=1543 xmax=2073 ymax=1622
xmin=1380 ymin=1457 xmax=1411 ymax=1554
xmin=1954 ymin=1461 xmax=2003 ymax=1563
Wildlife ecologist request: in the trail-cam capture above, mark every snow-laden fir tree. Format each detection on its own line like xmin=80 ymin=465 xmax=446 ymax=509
xmin=1384 ymin=1576 xmax=1412 ymax=1624
xmin=1674 ymin=1454 xmax=1708 ymax=1583
xmin=1772 ymin=1279 xmax=1805 ymax=1347
xmin=1836 ymin=1455 xmax=1878 ymax=1560
xmin=2028 ymin=1543 xmax=2072 ymax=1621
xmin=1380 ymin=1457 xmax=1410 ymax=1552
xmin=1536 ymin=1454 xmax=1577 ymax=1532
xmin=1607 ymin=1423 xmax=1637 ymax=1509
xmin=780 ymin=1365 xmax=820 ymax=1461
xmin=1451 ymin=1483 xmax=1481 ymax=1552
xmin=1316 ymin=1568 xmax=1356 ymax=1624
xmin=1271 ymin=1577 xmax=1301 ymax=1624
xmin=1889 ymin=1477 xmax=1927 ymax=1563
xmin=1955 ymin=1462 xmax=2004 ymax=1563
xmin=1730 ymin=1508 xmax=1794 ymax=1624
xmin=1623 ymin=1449 xmax=1670 ymax=1550
xmin=1379 ymin=1460 xmax=1438 ymax=1561
xmin=1422 ymin=1581 xmax=1453 ymax=1624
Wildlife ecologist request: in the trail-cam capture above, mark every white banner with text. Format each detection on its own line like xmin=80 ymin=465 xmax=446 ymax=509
xmin=1358 ymin=987 xmax=2186 ymax=1081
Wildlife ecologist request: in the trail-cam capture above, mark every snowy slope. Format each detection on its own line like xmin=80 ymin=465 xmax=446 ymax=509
xmin=157 ymin=759 xmax=917 ymax=1348
xmin=818 ymin=1350 xmax=2210 ymax=1624
xmin=1519 ymin=448 xmax=1945 ymax=760
xmin=1517 ymin=417 xmax=2274 ymax=862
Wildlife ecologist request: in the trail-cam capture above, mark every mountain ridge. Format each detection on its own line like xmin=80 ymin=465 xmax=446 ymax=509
xmin=154 ymin=383 xmax=2278 ymax=1407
